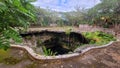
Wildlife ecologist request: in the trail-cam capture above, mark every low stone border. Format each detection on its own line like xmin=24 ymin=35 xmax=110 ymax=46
xmin=10 ymin=40 xmax=119 ymax=60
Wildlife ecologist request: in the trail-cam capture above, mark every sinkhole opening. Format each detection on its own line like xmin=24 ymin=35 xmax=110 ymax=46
xmin=20 ymin=30 xmax=89 ymax=56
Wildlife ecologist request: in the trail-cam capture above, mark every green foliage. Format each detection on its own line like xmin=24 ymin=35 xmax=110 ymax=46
xmin=0 ymin=0 xmax=36 ymax=50
xmin=33 ymin=0 xmax=120 ymax=27
xmin=87 ymin=0 xmax=120 ymax=27
xmin=65 ymin=28 xmax=72 ymax=35
xmin=35 ymin=7 xmax=62 ymax=26
xmin=82 ymin=31 xmax=116 ymax=45
xmin=35 ymin=7 xmax=86 ymax=26
xmin=64 ymin=10 xmax=85 ymax=26
xmin=42 ymin=46 xmax=57 ymax=56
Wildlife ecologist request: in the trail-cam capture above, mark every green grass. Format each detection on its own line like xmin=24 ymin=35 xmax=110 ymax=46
xmin=42 ymin=46 xmax=57 ymax=56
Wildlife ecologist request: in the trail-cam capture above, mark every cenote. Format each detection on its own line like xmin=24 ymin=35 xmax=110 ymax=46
xmin=20 ymin=30 xmax=90 ymax=56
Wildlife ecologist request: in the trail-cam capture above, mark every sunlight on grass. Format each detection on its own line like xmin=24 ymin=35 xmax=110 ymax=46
xmin=0 ymin=49 xmax=10 ymax=62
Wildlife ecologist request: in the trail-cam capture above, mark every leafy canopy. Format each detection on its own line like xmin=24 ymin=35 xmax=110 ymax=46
xmin=87 ymin=0 xmax=120 ymax=27
xmin=0 ymin=0 xmax=36 ymax=50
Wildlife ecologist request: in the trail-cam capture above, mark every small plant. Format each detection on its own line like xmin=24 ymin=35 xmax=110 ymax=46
xmin=65 ymin=28 xmax=72 ymax=46
xmin=42 ymin=46 xmax=57 ymax=56
xmin=65 ymin=28 xmax=72 ymax=35
xmin=25 ymin=36 xmax=32 ymax=39
xmin=37 ymin=39 xmax=42 ymax=46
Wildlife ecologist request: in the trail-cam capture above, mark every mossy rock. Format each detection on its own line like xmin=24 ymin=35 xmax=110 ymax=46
xmin=0 ymin=49 xmax=10 ymax=63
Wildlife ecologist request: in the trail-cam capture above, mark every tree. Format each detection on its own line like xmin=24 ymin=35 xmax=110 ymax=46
xmin=35 ymin=7 xmax=62 ymax=26
xmin=64 ymin=9 xmax=85 ymax=26
xmin=0 ymin=0 xmax=36 ymax=50
xmin=87 ymin=0 xmax=120 ymax=27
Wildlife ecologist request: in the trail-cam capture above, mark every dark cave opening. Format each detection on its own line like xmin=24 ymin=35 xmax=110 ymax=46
xmin=20 ymin=30 xmax=89 ymax=55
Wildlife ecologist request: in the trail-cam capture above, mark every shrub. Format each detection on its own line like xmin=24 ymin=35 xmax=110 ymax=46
xmin=82 ymin=31 xmax=116 ymax=45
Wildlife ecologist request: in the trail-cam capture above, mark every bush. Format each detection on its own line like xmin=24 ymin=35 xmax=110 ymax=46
xmin=0 ymin=0 xmax=36 ymax=50
xmin=82 ymin=31 xmax=116 ymax=45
